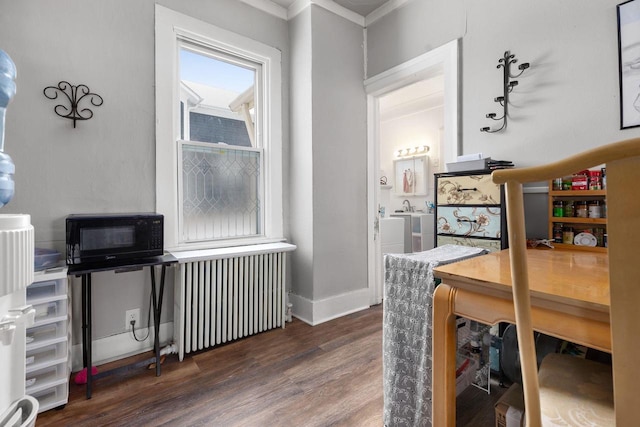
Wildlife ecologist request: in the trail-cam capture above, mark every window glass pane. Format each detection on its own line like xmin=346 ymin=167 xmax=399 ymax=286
xmin=179 ymin=47 xmax=256 ymax=147
xmin=181 ymin=143 xmax=261 ymax=242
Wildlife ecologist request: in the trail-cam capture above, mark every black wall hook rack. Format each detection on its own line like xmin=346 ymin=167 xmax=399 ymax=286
xmin=481 ymin=51 xmax=530 ymax=133
xmin=43 ymin=81 xmax=103 ymax=128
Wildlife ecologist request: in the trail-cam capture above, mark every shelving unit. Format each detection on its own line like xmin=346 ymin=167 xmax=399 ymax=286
xmin=411 ymin=214 xmax=434 ymax=252
xmin=389 ymin=213 xmax=434 ymax=252
xmin=25 ymin=267 xmax=70 ymax=413
xmin=548 ymin=183 xmax=607 ymax=253
xmin=455 ymin=318 xmax=495 ymax=395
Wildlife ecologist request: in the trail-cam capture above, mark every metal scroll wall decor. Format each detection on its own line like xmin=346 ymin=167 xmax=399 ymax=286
xmin=43 ymin=81 xmax=103 ymax=128
xmin=481 ymin=51 xmax=530 ymax=133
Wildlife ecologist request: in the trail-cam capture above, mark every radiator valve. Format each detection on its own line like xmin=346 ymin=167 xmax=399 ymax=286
xmin=286 ymin=303 xmax=293 ymax=322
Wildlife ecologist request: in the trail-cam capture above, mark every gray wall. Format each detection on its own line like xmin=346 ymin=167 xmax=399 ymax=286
xmin=289 ymin=9 xmax=315 ymax=301
xmin=311 ymin=6 xmax=367 ymax=300
xmin=289 ymin=6 xmax=368 ymax=307
xmin=366 ymin=0 xmax=466 ymax=79
xmin=367 ymin=0 xmax=640 ymax=163
xmin=0 ymin=0 xmax=290 ymax=344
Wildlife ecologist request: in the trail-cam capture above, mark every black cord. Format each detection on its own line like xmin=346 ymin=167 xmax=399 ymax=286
xmin=131 ymin=291 xmax=153 ymax=342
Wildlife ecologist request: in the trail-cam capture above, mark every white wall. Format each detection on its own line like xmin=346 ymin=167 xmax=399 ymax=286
xmin=0 ymin=0 xmax=290 ymax=358
xmin=367 ymin=0 xmax=640 ymax=164
xmin=380 ymin=106 xmax=443 ymax=213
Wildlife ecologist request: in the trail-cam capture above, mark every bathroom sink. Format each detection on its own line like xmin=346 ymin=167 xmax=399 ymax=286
xmin=391 ymin=211 xmax=431 ymax=215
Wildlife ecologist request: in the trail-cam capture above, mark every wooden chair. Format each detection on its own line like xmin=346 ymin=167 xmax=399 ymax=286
xmin=492 ymin=138 xmax=640 ymax=426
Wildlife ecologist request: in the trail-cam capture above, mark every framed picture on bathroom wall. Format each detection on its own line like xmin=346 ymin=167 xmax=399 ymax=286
xmin=394 ymin=155 xmax=429 ymax=196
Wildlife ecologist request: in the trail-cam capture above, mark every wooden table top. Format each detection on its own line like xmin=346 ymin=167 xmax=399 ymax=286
xmin=433 ymin=248 xmax=610 ymax=315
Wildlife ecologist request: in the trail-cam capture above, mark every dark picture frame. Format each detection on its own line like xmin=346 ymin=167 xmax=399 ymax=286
xmin=618 ymin=0 xmax=640 ymax=129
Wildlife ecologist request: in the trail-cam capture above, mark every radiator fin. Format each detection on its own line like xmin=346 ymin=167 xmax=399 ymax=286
xmin=177 ymin=251 xmax=286 ymax=359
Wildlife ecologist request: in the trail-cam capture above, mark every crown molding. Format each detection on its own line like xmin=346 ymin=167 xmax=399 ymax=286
xmin=239 ymin=0 xmax=288 ymax=20
xmin=239 ymin=0 xmax=407 ymax=27
xmin=288 ymin=0 xmax=364 ymax=26
xmin=365 ymin=0 xmax=410 ymax=26
xmin=287 ymin=0 xmax=309 ymax=19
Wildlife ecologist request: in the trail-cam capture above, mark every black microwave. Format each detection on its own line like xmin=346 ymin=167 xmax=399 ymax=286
xmin=66 ymin=213 xmax=164 ymax=266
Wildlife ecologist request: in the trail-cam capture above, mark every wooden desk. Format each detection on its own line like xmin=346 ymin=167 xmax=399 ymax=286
xmin=432 ymin=248 xmax=610 ymax=426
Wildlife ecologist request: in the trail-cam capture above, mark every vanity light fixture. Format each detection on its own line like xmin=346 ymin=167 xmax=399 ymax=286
xmin=481 ymin=51 xmax=530 ymax=133
xmin=395 ymin=145 xmax=429 ymax=158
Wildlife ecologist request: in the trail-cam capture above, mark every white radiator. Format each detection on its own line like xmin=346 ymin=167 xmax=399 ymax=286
xmin=173 ymin=243 xmax=295 ymax=361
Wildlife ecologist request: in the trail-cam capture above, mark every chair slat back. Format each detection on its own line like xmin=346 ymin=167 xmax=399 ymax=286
xmin=492 ymin=137 xmax=640 ymax=427
xmin=606 ymin=154 xmax=640 ymax=426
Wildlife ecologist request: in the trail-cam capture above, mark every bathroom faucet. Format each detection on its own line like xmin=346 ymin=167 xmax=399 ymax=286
xmin=403 ymin=199 xmax=412 ymax=212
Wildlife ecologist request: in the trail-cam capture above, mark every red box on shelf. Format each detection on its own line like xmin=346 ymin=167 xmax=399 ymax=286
xmin=572 ymin=171 xmax=589 ymax=190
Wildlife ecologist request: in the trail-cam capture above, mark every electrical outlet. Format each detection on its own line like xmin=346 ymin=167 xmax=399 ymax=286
xmin=125 ymin=308 xmax=140 ymax=329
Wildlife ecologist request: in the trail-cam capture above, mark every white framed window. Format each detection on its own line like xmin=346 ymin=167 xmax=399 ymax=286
xmin=155 ymin=5 xmax=283 ymax=251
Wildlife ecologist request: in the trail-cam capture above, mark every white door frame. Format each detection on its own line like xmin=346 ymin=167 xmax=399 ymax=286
xmin=364 ymin=39 xmax=460 ymax=304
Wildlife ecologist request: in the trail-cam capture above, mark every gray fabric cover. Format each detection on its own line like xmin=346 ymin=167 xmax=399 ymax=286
xmin=383 ymin=244 xmax=488 ymax=427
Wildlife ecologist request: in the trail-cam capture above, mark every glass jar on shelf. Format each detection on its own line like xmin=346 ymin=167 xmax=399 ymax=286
xmin=588 ymin=200 xmax=602 ymax=218
xmin=553 ymin=223 xmax=563 ymax=243
xmin=553 ymin=200 xmax=564 ymax=217
xmin=576 ymin=201 xmax=588 ymax=218
xmin=563 ymin=200 xmax=574 ymax=217
xmin=562 ymin=226 xmax=574 ymax=244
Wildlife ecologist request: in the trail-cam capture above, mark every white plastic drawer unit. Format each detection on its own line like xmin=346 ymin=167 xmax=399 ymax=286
xmin=26 ymin=267 xmax=70 ymax=414
xmin=26 ymin=363 xmax=68 ymax=394
xmin=26 ymin=321 xmax=67 ymax=348
xmin=30 ymin=296 xmax=67 ymax=326
xmin=26 ymin=279 xmax=66 ymax=300
xmin=29 ymin=382 xmax=68 ymax=413
xmin=26 ymin=340 xmax=67 ymax=372
xmin=436 ymin=174 xmax=500 ymax=205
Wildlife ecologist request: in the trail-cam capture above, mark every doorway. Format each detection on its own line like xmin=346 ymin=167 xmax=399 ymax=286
xmin=364 ymin=39 xmax=460 ymax=304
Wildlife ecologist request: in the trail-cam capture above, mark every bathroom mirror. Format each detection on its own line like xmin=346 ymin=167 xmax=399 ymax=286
xmin=394 ymin=154 xmax=429 ymax=196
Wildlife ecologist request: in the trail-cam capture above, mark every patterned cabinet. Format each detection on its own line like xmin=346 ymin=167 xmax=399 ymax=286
xmin=435 ymin=170 xmax=509 ymax=395
xmin=434 ymin=171 xmax=508 ymax=252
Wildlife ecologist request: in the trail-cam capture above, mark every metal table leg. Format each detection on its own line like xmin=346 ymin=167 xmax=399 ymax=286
xmin=150 ymin=265 xmax=167 ymax=377
xmin=82 ymin=273 xmax=93 ymax=399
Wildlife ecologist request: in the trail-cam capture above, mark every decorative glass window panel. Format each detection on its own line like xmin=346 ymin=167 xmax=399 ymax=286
xmin=180 ymin=142 xmax=262 ymax=242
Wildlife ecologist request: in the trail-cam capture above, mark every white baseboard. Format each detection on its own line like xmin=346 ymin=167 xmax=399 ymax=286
xmin=71 ymin=322 xmax=173 ymax=372
xmin=289 ymin=288 xmax=370 ymax=326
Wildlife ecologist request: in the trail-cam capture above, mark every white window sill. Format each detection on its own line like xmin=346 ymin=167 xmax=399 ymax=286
xmin=169 ymin=241 xmax=296 ymax=263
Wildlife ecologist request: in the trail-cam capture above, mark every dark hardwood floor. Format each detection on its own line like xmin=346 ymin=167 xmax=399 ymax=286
xmin=36 ymin=304 xmax=504 ymax=426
